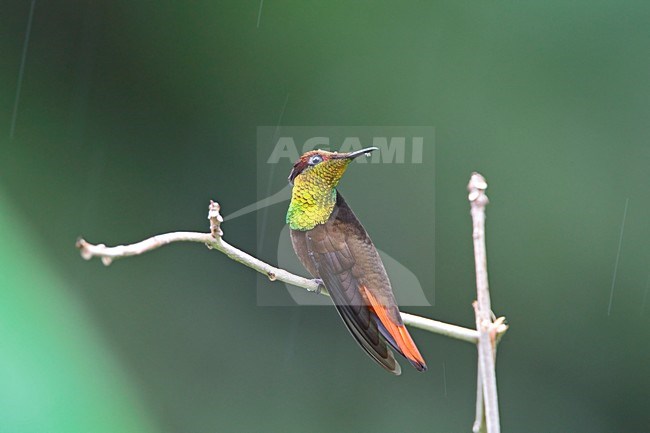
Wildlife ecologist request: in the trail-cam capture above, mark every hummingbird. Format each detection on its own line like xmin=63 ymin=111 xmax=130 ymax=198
xmin=286 ymin=146 xmax=427 ymax=375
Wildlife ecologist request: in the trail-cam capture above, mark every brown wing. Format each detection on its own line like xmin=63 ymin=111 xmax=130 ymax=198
xmin=291 ymin=225 xmax=400 ymax=374
xmin=293 ymin=192 xmax=426 ymax=373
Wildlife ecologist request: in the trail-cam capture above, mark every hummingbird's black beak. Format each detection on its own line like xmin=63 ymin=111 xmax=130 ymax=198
xmin=337 ymin=147 xmax=378 ymax=160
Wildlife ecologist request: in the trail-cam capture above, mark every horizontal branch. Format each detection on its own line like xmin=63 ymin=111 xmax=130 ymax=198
xmin=77 ymin=201 xmax=486 ymax=344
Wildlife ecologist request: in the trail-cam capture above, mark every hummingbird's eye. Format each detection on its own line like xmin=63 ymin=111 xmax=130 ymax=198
xmin=308 ymin=155 xmax=323 ymax=166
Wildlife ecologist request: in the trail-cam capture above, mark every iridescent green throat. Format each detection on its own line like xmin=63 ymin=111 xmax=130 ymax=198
xmin=286 ymin=177 xmax=338 ymax=231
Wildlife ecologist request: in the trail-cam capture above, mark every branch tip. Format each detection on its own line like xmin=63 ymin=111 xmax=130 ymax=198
xmin=468 ymin=172 xmax=489 ymax=206
xmin=76 ymin=238 xmax=91 ymax=260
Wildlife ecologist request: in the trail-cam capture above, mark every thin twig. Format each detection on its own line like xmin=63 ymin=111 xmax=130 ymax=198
xmin=77 ymin=201 xmax=487 ymax=344
xmin=473 ymin=362 xmax=486 ymax=433
xmin=468 ymin=173 xmax=502 ymax=433
xmin=400 ymin=312 xmax=478 ymax=343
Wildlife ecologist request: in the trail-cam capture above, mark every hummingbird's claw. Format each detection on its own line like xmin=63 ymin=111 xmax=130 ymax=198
xmin=313 ymin=278 xmax=325 ymax=294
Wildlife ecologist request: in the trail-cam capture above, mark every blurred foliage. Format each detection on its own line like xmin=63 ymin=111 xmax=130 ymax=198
xmin=0 ymin=191 xmax=157 ymax=433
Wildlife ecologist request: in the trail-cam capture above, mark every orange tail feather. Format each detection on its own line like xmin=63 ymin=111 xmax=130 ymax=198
xmin=361 ymin=286 xmax=427 ymax=371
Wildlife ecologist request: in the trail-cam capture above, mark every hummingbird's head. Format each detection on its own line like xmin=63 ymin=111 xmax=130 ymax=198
xmin=286 ymin=147 xmax=377 ymax=230
xmin=288 ymin=147 xmax=378 ymax=187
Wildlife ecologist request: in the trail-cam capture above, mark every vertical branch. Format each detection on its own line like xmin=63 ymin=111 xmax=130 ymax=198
xmin=468 ymin=173 xmax=501 ymax=433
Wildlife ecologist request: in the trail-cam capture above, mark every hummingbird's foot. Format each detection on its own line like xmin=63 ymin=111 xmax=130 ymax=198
xmin=313 ymin=278 xmax=326 ymax=294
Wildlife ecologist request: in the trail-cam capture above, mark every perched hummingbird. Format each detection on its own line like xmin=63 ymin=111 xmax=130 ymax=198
xmin=286 ymin=147 xmax=427 ymax=375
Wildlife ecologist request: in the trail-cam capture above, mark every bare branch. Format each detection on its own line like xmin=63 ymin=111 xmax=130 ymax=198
xmin=473 ymin=362 xmax=486 ymax=433
xmin=77 ymin=232 xmax=213 ymax=266
xmin=77 ymin=200 xmax=482 ymax=344
xmin=468 ymin=173 xmax=503 ymax=433
xmin=400 ymin=313 xmax=478 ymax=344
xmin=78 ymin=174 xmax=509 ymax=433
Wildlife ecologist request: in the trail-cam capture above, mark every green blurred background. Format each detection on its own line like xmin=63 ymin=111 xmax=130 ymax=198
xmin=2 ymin=1 xmax=649 ymax=432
